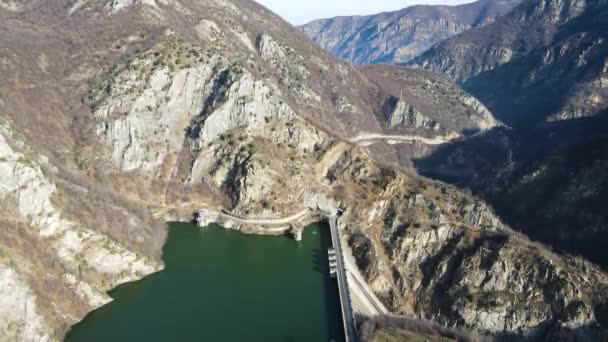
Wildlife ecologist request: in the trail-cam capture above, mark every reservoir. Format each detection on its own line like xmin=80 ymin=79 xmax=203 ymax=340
xmin=66 ymin=222 xmax=344 ymax=342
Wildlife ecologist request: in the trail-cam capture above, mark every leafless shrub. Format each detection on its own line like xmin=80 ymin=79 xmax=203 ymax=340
xmin=52 ymin=163 xmax=167 ymax=259
xmin=358 ymin=314 xmax=494 ymax=342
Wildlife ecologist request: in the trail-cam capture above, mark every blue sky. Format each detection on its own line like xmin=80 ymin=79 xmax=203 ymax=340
xmin=254 ymin=0 xmax=474 ymax=25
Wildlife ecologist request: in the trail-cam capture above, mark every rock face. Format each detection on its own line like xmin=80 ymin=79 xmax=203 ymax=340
xmin=104 ymin=0 xmax=175 ymax=14
xmin=412 ymin=0 xmax=608 ymax=127
xmin=0 ymin=0 xmax=20 ymax=11
xmin=299 ymin=0 xmax=521 ymax=64
xmin=362 ymin=66 xmax=498 ymax=136
xmin=91 ymin=38 xmax=296 ymax=171
xmin=93 ymin=51 xmax=223 ymax=170
xmin=386 ymin=98 xmax=440 ymax=130
xmin=0 ymin=0 xmax=606 ymax=341
xmin=0 ymin=266 xmax=52 ymax=342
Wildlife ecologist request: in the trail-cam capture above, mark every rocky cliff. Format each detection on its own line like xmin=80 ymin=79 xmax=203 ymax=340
xmin=0 ymin=0 xmax=606 ymax=341
xmin=412 ymin=0 xmax=608 ymax=127
xmin=362 ymin=65 xmax=498 ymax=136
xmin=0 ymin=119 xmax=161 ymax=341
xmin=325 ymin=145 xmax=608 ymax=341
xmin=299 ymin=0 xmax=521 ymax=64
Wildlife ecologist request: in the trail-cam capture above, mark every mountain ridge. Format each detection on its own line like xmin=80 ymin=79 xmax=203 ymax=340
xmin=299 ymin=0 xmax=521 ymax=64
xmin=411 ymin=0 xmax=608 ymax=126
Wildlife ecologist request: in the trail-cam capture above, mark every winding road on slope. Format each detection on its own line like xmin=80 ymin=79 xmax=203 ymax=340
xmin=348 ymin=128 xmax=493 ymax=147
xmin=349 ymin=133 xmax=456 ymax=146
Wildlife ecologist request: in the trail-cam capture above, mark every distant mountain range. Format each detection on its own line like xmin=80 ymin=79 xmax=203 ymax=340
xmin=412 ymin=0 xmax=608 ymax=127
xmin=299 ymin=0 xmax=521 ymax=64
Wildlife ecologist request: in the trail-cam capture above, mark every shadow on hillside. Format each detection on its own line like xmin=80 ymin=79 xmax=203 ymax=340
xmin=357 ymin=312 xmax=608 ymax=342
xmin=413 ymin=113 xmax=608 ymax=270
xmin=492 ymin=320 xmax=608 ymax=342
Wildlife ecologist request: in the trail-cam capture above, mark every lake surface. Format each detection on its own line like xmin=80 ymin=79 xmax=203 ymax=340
xmin=66 ymin=222 xmax=344 ymax=342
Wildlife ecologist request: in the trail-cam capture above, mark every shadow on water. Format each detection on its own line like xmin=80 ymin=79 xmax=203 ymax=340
xmin=312 ymin=249 xmax=324 ymax=274
xmin=316 ymin=221 xmax=346 ymax=342
xmin=313 ymin=223 xmax=334 ymax=274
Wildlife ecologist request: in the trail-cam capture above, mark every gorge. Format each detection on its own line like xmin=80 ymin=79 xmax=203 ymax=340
xmin=0 ymin=0 xmax=607 ymax=341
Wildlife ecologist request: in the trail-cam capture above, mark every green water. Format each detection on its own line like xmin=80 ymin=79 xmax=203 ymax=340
xmin=65 ymin=222 xmax=344 ymax=342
